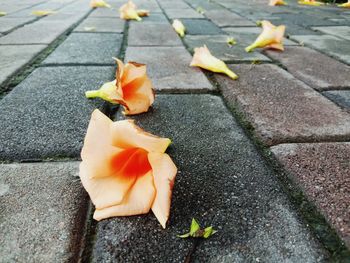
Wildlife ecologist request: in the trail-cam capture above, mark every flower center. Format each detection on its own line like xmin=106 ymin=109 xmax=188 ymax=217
xmin=111 ymin=148 xmax=152 ymax=178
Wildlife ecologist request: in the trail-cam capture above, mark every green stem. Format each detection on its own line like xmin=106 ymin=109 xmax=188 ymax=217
xmin=85 ymin=90 xmax=100 ymax=99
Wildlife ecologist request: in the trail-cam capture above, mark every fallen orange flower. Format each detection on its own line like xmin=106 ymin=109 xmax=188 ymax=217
xmin=119 ymin=0 xmax=142 ymax=21
xmin=86 ymin=58 xmax=155 ymax=115
xmin=245 ymin=20 xmax=285 ymax=52
xmin=80 ymin=109 xmax=177 ymax=228
xmin=190 ymin=45 xmax=238 ymax=80
xmin=90 ymin=0 xmax=111 ymax=8
xmin=338 ymin=1 xmax=350 ymax=7
xmin=298 ymin=0 xmax=324 ymax=6
xmin=137 ymin=9 xmax=150 ymax=17
xmin=269 ymin=0 xmax=287 ymax=6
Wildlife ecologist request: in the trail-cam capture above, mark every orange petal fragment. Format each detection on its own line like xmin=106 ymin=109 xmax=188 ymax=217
xmin=269 ymin=0 xmax=287 ymax=5
xmin=32 ymin=10 xmax=56 ymax=16
xmin=338 ymin=1 xmax=350 ymax=7
xmin=137 ymin=9 xmax=149 ymax=17
xmin=149 ymin=152 xmax=177 ymax=228
xmin=190 ymin=45 xmax=238 ymax=80
xmin=119 ymin=0 xmax=142 ymax=21
xmin=298 ymin=0 xmax=324 ymax=6
xmin=90 ymin=0 xmax=111 ymax=8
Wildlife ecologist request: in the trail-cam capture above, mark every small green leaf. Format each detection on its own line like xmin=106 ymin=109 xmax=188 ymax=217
xmin=203 ymin=226 xmax=217 ymax=238
xmin=190 ymin=218 xmax=201 ymax=235
xmin=177 ymin=233 xmax=191 ymax=238
xmin=227 ymin=37 xmax=237 ymax=46
xmin=196 ymin=7 xmax=205 ymax=14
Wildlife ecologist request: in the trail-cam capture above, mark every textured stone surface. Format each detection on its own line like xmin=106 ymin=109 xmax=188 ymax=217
xmin=271 ymin=142 xmax=350 ymax=248
xmin=165 ymin=8 xmax=204 ymax=19
xmin=323 ymin=90 xmax=350 ymax=110
xmin=0 ymin=17 xmax=35 ymax=33
xmin=0 ymin=162 xmax=88 ymax=263
xmin=125 ymin=46 xmax=213 ymax=92
xmin=265 ymin=46 xmax=350 ymax=90
xmin=290 ymin=34 xmax=350 ymax=65
xmin=74 ymin=17 xmax=125 ymax=33
xmin=0 ymin=66 xmax=113 ymax=161
xmin=312 ymin=26 xmax=350 ymax=41
xmin=128 ymin=22 xmax=182 ymax=46
xmin=181 ymin=19 xmax=224 ymax=35
xmin=89 ymin=7 xmax=120 ymax=17
xmin=0 ymin=44 xmax=47 ymax=86
xmin=92 ymin=94 xmax=327 ymax=262
xmin=43 ymin=33 xmax=122 ymax=65
xmin=214 ymin=64 xmax=350 ymax=145
xmin=205 ymin=9 xmax=255 ymax=27
xmin=159 ymin=0 xmax=189 ymax=9
xmin=184 ymin=35 xmax=270 ymax=62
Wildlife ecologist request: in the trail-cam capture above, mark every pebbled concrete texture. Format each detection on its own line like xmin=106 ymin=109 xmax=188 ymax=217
xmin=265 ymin=46 xmax=350 ymax=90
xmin=0 ymin=66 xmax=113 ymax=161
xmin=92 ymin=94 xmax=328 ymax=262
xmin=271 ymin=142 xmax=350 ymax=249
xmin=214 ymin=64 xmax=350 ymax=146
xmin=125 ymin=46 xmax=214 ymax=92
xmin=312 ymin=26 xmax=350 ymax=41
xmin=74 ymin=17 xmax=125 ymax=33
xmin=42 ymin=33 xmax=122 ymax=65
xmin=204 ymin=9 xmax=255 ymax=27
xmin=164 ymin=8 xmax=204 ymax=19
xmin=323 ymin=90 xmax=350 ymax=110
xmin=0 ymin=17 xmax=36 ymax=33
xmin=181 ymin=18 xmax=224 ymax=35
xmin=0 ymin=162 xmax=88 ymax=263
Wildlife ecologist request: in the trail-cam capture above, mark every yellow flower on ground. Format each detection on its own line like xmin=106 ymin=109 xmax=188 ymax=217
xmin=172 ymin=19 xmax=186 ymax=37
xmin=119 ymin=0 xmax=142 ymax=21
xmin=245 ymin=20 xmax=285 ymax=52
xmin=269 ymin=0 xmax=287 ymax=6
xmin=298 ymin=0 xmax=324 ymax=6
xmin=0 ymin=11 xmax=7 ymax=16
xmin=190 ymin=45 xmax=238 ymax=80
xmin=80 ymin=109 xmax=177 ymax=228
xmin=90 ymin=0 xmax=111 ymax=8
xmin=86 ymin=58 xmax=155 ymax=115
xmin=338 ymin=1 xmax=350 ymax=7
xmin=136 ymin=9 xmax=149 ymax=17
xmin=32 ymin=10 xmax=56 ymax=16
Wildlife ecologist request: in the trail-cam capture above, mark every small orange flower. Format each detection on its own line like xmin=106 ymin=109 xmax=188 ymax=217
xmin=245 ymin=20 xmax=285 ymax=52
xmin=119 ymin=0 xmax=142 ymax=21
xmin=190 ymin=45 xmax=238 ymax=80
xmin=80 ymin=109 xmax=177 ymax=228
xmin=269 ymin=0 xmax=286 ymax=5
xmin=86 ymin=58 xmax=155 ymax=115
xmin=298 ymin=0 xmax=324 ymax=6
xmin=90 ymin=0 xmax=111 ymax=8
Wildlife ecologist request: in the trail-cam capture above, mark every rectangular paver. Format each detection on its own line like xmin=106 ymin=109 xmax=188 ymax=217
xmin=323 ymin=90 xmax=350 ymax=110
xmin=0 ymin=66 xmax=113 ymax=161
xmin=205 ymin=9 xmax=255 ymax=27
xmin=91 ymin=94 xmax=327 ymax=262
xmin=128 ymin=22 xmax=182 ymax=46
xmin=181 ymin=19 xmax=224 ymax=35
xmin=214 ymin=64 xmax=350 ymax=145
xmin=271 ymin=142 xmax=350 ymax=248
xmin=265 ymin=46 xmax=350 ymax=90
xmin=0 ymin=162 xmax=88 ymax=263
xmin=43 ymin=33 xmax=122 ymax=65
xmin=312 ymin=26 xmax=350 ymax=41
xmin=0 ymin=17 xmax=36 ymax=33
xmin=164 ymin=8 xmax=204 ymax=19
xmin=74 ymin=17 xmax=125 ymax=33
xmin=125 ymin=46 xmax=213 ymax=92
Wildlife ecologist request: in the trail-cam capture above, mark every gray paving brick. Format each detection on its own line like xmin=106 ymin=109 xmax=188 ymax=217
xmin=89 ymin=7 xmax=120 ymax=18
xmin=0 ymin=66 xmax=113 ymax=161
xmin=205 ymin=9 xmax=255 ymax=27
xmin=214 ymin=64 xmax=350 ymax=145
xmin=265 ymin=46 xmax=350 ymax=90
xmin=0 ymin=17 xmax=35 ymax=33
xmin=312 ymin=26 xmax=350 ymax=41
xmin=92 ymin=94 xmax=327 ymax=262
xmin=43 ymin=33 xmax=122 ymax=65
xmin=159 ymin=0 xmax=190 ymax=9
xmin=181 ymin=19 xmax=224 ymax=35
xmin=0 ymin=162 xmax=88 ymax=263
xmin=164 ymin=8 xmax=204 ymax=19
xmin=271 ymin=142 xmax=350 ymax=248
xmin=290 ymin=34 xmax=350 ymax=65
xmin=125 ymin=46 xmax=213 ymax=92
xmin=0 ymin=44 xmax=47 ymax=86
xmin=74 ymin=17 xmax=125 ymax=33
xmin=138 ymin=13 xmax=168 ymax=23
xmin=323 ymin=90 xmax=350 ymax=110
xmin=184 ymin=35 xmax=270 ymax=62
xmin=185 ymin=0 xmax=225 ymax=10
xmin=128 ymin=22 xmax=182 ymax=46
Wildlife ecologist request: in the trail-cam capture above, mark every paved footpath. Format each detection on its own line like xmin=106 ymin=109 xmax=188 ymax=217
xmin=0 ymin=0 xmax=350 ymax=262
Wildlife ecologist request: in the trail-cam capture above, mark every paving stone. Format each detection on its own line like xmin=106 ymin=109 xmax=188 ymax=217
xmin=185 ymin=0 xmax=225 ymax=10
xmin=290 ymin=34 xmax=350 ymax=65
xmin=132 ymin=0 xmax=162 ymax=11
xmin=323 ymin=90 xmax=350 ymax=110
xmin=184 ymin=35 xmax=270 ymax=62
xmin=312 ymin=26 xmax=350 ymax=41
xmin=214 ymin=64 xmax=350 ymax=145
xmin=158 ymin=0 xmax=190 ymax=9
xmin=0 ymin=66 xmax=113 ymax=161
xmin=0 ymin=44 xmax=47 ymax=86
xmin=89 ymin=7 xmax=120 ymax=17
xmin=274 ymin=13 xmax=339 ymax=27
xmin=164 ymin=8 xmax=204 ymax=19
xmin=125 ymin=46 xmax=213 ymax=92
xmin=43 ymin=33 xmax=122 ymax=65
xmin=0 ymin=17 xmax=36 ymax=33
xmin=265 ymin=46 xmax=350 ymax=90
xmin=0 ymin=21 xmax=72 ymax=44
xmin=181 ymin=19 xmax=224 ymax=35
xmin=135 ymin=12 xmax=168 ymax=23
xmin=74 ymin=17 xmax=125 ymax=33
xmin=271 ymin=142 xmax=350 ymax=249
xmin=128 ymin=22 xmax=182 ymax=46
xmin=204 ymin=9 xmax=255 ymax=27
xmin=92 ymin=94 xmax=327 ymax=262
xmin=0 ymin=162 xmax=88 ymax=263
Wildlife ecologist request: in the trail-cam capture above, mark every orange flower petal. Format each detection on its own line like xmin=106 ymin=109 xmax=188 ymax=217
xmin=149 ymin=153 xmax=177 ymax=228
xmin=136 ymin=9 xmax=149 ymax=17
xmin=269 ymin=0 xmax=286 ymax=6
xmin=93 ymin=171 xmax=156 ymax=220
xmin=111 ymin=119 xmax=171 ymax=153
xmin=119 ymin=0 xmax=142 ymax=21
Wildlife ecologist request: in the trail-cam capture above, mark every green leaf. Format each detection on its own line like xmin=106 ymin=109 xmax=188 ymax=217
xmin=203 ymin=226 xmax=217 ymax=238
xmin=190 ymin=218 xmax=201 ymax=236
xmin=177 ymin=233 xmax=191 ymax=238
